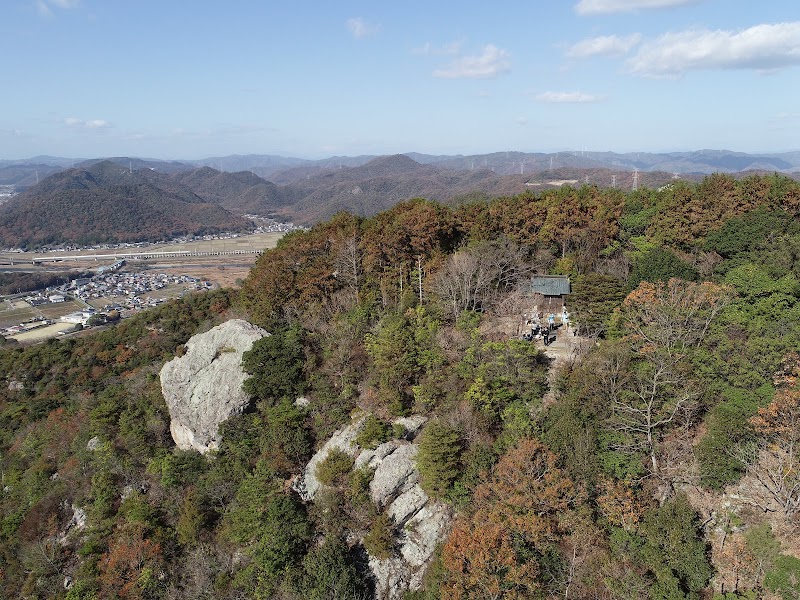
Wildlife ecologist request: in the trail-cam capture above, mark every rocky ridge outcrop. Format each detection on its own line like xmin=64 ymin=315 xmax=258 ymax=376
xmin=159 ymin=319 xmax=268 ymax=453
xmin=297 ymin=413 xmax=452 ymax=600
xmin=294 ymin=415 xmax=367 ymax=501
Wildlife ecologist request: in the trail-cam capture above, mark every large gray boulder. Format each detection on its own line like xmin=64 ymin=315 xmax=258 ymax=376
xmin=365 ymin=442 xmax=451 ymax=599
xmin=160 ymin=319 xmax=268 ymax=453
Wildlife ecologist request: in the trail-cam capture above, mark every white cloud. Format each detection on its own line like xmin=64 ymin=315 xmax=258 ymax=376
xmin=567 ymin=34 xmax=641 ymax=58
xmin=575 ymin=0 xmax=697 ymax=14
xmin=35 ymin=0 xmax=53 ymax=18
xmin=63 ymin=117 xmax=112 ymax=129
xmin=534 ymin=91 xmax=605 ymax=103
xmin=515 ymin=116 xmax=529 ymax=126
xmin=412 ymin=40 xmax=462 ymax=56
xmin=34 ymin=0 xmax=79 ymax=17
xmin=627 ymin=22 xmax=800 ymax=77
xmin=433 ymin=44 xmax=511 ymax=79
xmin=346 ymin=17 xmax=380 ymax=40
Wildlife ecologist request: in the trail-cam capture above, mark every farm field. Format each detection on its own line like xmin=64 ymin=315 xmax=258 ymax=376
xmin=143 ymin=232 xmax=284 ymax=254
xmin=8 ymin=322 xmax=76 ymax=342
xmin=0 ymin=298 xmax=85 ymax=330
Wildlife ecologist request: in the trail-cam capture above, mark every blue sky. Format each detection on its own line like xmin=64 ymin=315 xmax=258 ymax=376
xmin=2 ymin=0 xmax=799 ymax=159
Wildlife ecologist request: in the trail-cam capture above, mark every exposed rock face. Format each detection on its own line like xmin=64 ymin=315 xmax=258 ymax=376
xmin=392 ymin=415 xmax=427 ymax=440
xmin=297 ymin=414 xmax=451 ymax=599
xmin=370 ymin=501 xmax=452 ymax=598
xmin=370 ymin=444 xmax=419 ymax=508
xmin=58 ymin=504 xmax=87 ymax=545
xmin=355 ymin=440 xmax=400 ymax=471
xmin=294 ymin=415 xmax=366 ymax=501
xmin=364 ymin=440 xmax=451 ymax=599
xmin=159 ymin=319 xmax=268 ymax=453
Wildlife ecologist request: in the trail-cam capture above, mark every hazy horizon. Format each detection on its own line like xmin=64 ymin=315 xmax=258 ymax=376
xmin=3 ymin=146 xmax=800 ymax=165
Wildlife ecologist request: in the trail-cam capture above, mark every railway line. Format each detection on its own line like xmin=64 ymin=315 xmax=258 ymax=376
xmin=0 ymin=248 xmax=262 ymax=265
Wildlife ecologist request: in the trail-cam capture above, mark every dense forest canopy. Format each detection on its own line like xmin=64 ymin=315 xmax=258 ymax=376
xmin=1 ymin=172 xmax=800 ymax=599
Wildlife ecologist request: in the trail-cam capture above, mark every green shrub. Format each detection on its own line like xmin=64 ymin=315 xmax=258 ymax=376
xmin=629 ymin=247 xmax=698 ymax=289
xmin=315 ymin=448 xmax=354 ymax=486
xmin=355 ymin=414 xmax=391 ymax=449
xmin=364 ymin=513 xmax=394 ymax=559
xmin=697 ymin=388 xmax=762 ymax=489
xmin=348 ymin=466 xmax=375 ymax=509
xmin=416 ymin=421 xmax=461 ymax=500
xmin=765 ymin=555 xmax=800 ymax=599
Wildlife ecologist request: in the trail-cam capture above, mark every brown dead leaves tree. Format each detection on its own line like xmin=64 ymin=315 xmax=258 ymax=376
xmin=429 ymin=239 xmax=531 ymax=320
xmin=609 ymin=279 xmax=733 ymax=484
xmin=741 ymin=380 xmax=800 ymax=518
xmin=441 ymin=439 xmax=589 ymax=599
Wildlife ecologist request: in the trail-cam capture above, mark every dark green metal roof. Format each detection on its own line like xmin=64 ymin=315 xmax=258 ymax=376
xmin=530 ymin=276 xmax=571 ymax=296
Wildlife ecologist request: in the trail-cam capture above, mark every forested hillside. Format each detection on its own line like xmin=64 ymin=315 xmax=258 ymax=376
xmin=0 ymin=161 xmax=251 ymax=248
xmin=171 ymin=167 xmax=299 ymax=216
xmin=1 ymin=173 xmax=800 ymax=599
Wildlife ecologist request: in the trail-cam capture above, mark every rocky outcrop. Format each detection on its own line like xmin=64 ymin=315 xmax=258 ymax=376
xmin=294 ymin=415 xmax=366 ymax=501
xmin=58 ymin=504 xmax=87 ymax=545
xmin=159 ymin=319 xmax=268 ymax=453
xmin=392 ymin=415 xmax=427 ymax=440
xmin=364 ymin=440 xmax=451 ymax=599
xmin=297 ymin=413 xmax=451 ymax=599
xmin=369 ymin=444 xmax=419 ymax=508
xmin=370 ymin=501 xmax=452 ymax=598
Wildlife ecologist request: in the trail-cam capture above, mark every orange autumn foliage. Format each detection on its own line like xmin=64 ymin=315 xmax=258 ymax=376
xmin=442 ymin=439 xmax=578 ymax=599
xmin=98 ymin=523 xmax=164 ymax=599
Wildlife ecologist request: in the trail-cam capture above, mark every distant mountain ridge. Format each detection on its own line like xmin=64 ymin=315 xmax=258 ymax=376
xmin=6 ymin=148 xmax=798 ymax=181
xmin=0 ymin=161 xmax=250 ymax=249
xmin=3 ymin=149 xmax=800 ymax=247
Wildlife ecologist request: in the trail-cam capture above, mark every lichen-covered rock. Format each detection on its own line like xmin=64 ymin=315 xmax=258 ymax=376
xmin=355 ymin=440 xmax=400 ymax=471
xmin=296 ymin=413 xmax=452 ymax=599
xmin=387 ymin=484 xmax=428 ymax=525
xmin=159 ymin=319 xmax=268 ymax=453
xmin=370 ymin=444 xmax=419 ymax=509
xmin=369 ymin=557 xmax=412 ymax=600
xmin=392 ymin=415 xmax=427 ymax=440
xmin=369 ymin=500 xmax=452 ymax=599
xmin=401 ymin=502 xmax=451 ymax=567
xmin=58 ymin=504 xmax=87 ymax=545
xmin=294 ymin=415 xmax=366 ymax=501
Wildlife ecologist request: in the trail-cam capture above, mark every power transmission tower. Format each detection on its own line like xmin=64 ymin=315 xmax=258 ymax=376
xmin=632 ymin=168 xmax=639 ymax=191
